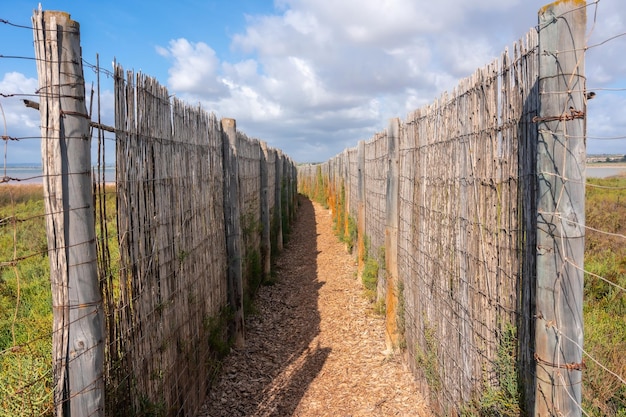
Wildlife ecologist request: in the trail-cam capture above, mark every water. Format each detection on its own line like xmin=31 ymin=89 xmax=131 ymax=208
xmin=586 ymin=165 xmax=626 ymax=178
xmin=1 ymin=164 xmax=116 ymax=185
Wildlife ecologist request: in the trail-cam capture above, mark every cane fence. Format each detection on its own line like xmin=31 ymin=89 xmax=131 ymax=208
xmin=1 ymin=10 xmax=297 ymax=417
xmin=299 ymin=1 xmax=626 ymax=415
xmin=2 ymin=1 xmax=626 ymax=416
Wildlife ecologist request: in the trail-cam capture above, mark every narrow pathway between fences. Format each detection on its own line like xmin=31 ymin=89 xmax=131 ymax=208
xmin=199 ymin=196 xmax=432 ymax=417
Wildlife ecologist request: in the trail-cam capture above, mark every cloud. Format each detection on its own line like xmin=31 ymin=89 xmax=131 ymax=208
xmin=0 ymin=71 xmax=119 ymax=165
xmin=158 ymin=38 xmax=228 ymax=96
xmin=159 ymin=0 xmax=625 ymax=162
xmin=0 ymin=72 xmax=41 ymax=163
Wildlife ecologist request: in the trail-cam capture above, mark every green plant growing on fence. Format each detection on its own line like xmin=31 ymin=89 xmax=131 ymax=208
xmin=415 ymin=321 xmax=441 ymax=393
xmin=361 ymin=236 xmax=379 ymax=302
xmin=137 ymin=395 xmax=165 ymax=417
xmin=281 ymin=177 xmax=292 ymax=242
xmin=344 ymin=214 xmax=357 ymax=253
xmin=467 ymin=323 xmax=521 ymax=417
xmin=204 ymin=308 xmax=233 ymax=357
xmin=177 ymin=250 xmax=189 ymax=263
xmin=243 ymin=249 xmax=263 ymax=316
xmin=373 ymin=298 xmax=386 ymax=316
xmin=396 ymin=280 xmax=406 ymax=350
xmin=332 ymin=180 xmax=347 ymax=242
xmin=240 ymin=209 xmax=266 ymax=314
xmin=241 ymin=210 xmax=263 ymax=237
xmin=314 ymin=165 xmax=328 ymax=207
xmin=203 ymin=306 xmax=235 ymax=386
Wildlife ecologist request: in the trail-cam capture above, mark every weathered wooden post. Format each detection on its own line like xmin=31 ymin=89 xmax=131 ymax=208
xmin=33 ymin=9 xmax=104 ymax=416
xmin=535 ymin=1 xmax=586 ymax=415
xmin=260 ymin=142 xmax=272 ymax=279
xmin=356 ymin=140 xmax=366 ymax=276
xmin=385 ymin=118 xmax=401 ymax=350
xmin=286 ymin=158 xmax=296 ymax=225
xmin=221 ymin=118 xmax=245 ymax=347
xmin=275 ymin=150 xmax=284 ymax=251
xmin=342 ymin=150 xmax=351 ymax=238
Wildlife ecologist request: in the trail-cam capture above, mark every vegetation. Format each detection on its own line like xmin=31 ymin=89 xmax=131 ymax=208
xmin=313 ymin=165 xmax=328 ymax=208
xmin=361 ymin=257 xmax=379 ymax=301
xmin=281 ymin=177 xmax=292 ymax=241
xmin=583 ymin=176 xmax=626 ymax=417
xmin=331 ymin=180 xmax=357 ymax=253
xmin=0 ymin=185 xmax=52 ymax=417
xmin=204 ymin=306 xmax=235 ymax=362
xmin=396 ymin=280 xmax=406 ymax=349
xmin=461 ymin=323 xmax=521 ymax=416
xmin=415 ymin=320 xmax=441 ymax=393
xmin=241 ymin=210 xmax=265 ymax=315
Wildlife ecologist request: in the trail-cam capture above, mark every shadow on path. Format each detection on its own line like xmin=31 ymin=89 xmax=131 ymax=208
xmin=202 ymin=195 xmax=329 ymax=416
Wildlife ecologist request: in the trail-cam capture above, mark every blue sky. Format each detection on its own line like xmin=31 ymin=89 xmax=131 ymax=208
xmin=1 ymin=0 xmax=625 ymax=164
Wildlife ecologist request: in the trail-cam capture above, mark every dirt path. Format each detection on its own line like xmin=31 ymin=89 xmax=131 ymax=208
xmin=199 ymin=197 xmax=431 ymax=417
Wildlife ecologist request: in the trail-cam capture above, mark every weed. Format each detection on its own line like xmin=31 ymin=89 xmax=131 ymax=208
xmin=396 ymin=281 xmax=406 ymax=350
xmin=138 ymin=395 xmax=165 ymax=417
xmin=203 ymin=307 xmax=234 ymax=358
xmin=415 ymin=321 xmax=441 ymax=393
xmin=478 ymin=323 xmax=521 ymax=416
xmin=345 ymin=215 xmax=357 ymax=253
xmin=362 ymin=257 xmax=379 ymax=302
xmin=373 ymin=298 xmax=386 ymax=316
xmin=243 ymin=249 xmax=263 ymax=314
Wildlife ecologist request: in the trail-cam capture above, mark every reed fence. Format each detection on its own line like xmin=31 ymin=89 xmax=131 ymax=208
xmin=3 ymin=1 xmax=626 ymax=416
xmin=299 ymin=1 xmax=588 ymax=415
xmin=25 ymin=9 xmax=297 ymax=417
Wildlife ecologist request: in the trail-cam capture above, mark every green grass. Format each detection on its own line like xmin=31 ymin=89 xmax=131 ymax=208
xmin=415 ymin=321 xmax=441 ymax=393
xmin=0 ymin=185 xmax=52 ymax=417
xmin=0 ymin=184 xmax=117 ymax=417
xmin=583 ymin=176 xmax=626 ymax=416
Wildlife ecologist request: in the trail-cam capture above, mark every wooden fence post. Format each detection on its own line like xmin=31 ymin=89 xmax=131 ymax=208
xmin=385 ymin=118 xmax=401 ymax=350
xmin=275 ymin=151 xmax=284 ymax=252
xmin=260 ymin=142 xmax=272 ymax=279
xmin=221 ymin=118 xmax=245 ymax=347
xmin=535 ymin=1 xmax=586 ymax=415
xmin=33 ymin=9 xmax=104 ymax=416
xmin=357 ymin=140 xmax=366 ymax=276
xmin=343 ymin=150 xmax=351 ymax=239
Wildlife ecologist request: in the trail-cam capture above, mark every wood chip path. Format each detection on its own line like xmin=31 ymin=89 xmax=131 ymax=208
xmin=198 ymin=196 xmax=432 ymax=417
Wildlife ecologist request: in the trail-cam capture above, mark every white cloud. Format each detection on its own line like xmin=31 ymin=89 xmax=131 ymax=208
xmin=0 ymin=72 xmax=41 ymax=163
xmin=158 ymin=39 xmax=228 ymax=96
xmin=0 ymin=72 xmax=39 ymax=130
xmin=157 ymin=0 xmax=626 ymax=162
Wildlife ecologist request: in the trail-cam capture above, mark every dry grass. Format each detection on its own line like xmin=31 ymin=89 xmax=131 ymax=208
xmin=0 ymin=184 xmax=43 ymax=206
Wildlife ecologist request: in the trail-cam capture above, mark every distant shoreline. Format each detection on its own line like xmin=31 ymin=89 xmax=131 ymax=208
xmin=586 ymin=162 xmax=626 ymax=168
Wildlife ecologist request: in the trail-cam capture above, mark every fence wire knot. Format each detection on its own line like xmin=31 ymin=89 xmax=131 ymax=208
xmin=532 ymin=107 xmax=585 ymax=123
xmin=534 ymin=353 xmax=586 ymax=371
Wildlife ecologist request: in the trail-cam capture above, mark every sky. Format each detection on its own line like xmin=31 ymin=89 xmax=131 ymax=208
xmin=1 ymin=0 xmax=625 ymax=164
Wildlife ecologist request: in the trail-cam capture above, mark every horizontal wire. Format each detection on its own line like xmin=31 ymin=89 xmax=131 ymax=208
xmin=586 ymin=31 xmax=626 ymax=50
xmin=0 ymin=18 xmax=32 ymax=30
xmin=571 ymin=262 xmax=626 ymax=294
xmin=558 ymin=325 xmax=626 ymax=386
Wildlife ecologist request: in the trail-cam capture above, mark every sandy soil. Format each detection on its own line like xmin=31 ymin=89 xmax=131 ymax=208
xmin=198 ymin=196 xmax=431 ymax=417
